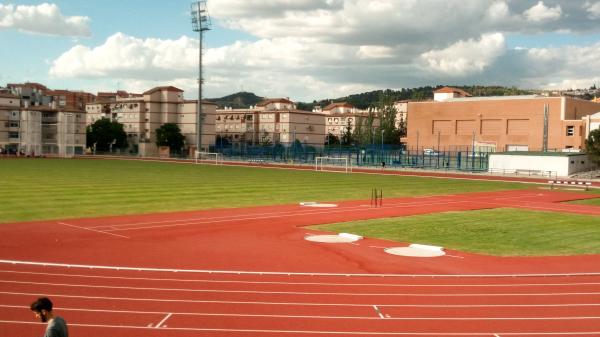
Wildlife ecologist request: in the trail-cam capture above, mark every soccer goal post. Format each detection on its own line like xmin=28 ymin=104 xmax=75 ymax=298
xmin=194 ymin=151 xmax=221 ymax=165
xmin=315 ymin=156 xmax=351 ymax=173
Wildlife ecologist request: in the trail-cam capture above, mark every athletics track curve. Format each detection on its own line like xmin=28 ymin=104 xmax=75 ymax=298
xmin=1 ymin=189 xmax=600 ymax=336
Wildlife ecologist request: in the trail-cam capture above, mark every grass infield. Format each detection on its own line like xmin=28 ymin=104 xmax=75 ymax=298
xmin=311 ymin=208 xmax=600 ymax=256
xmin=0 ymin=158 xmax=530 ymax=223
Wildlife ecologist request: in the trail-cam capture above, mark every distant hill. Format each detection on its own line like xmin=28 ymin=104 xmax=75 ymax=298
xmin=210 ymin=86 xmax=535 ymax=110
xmin=206 ymin=92 xmax=264 ymax=109
xmin=301 ymin=85 xmax=535 ymax=111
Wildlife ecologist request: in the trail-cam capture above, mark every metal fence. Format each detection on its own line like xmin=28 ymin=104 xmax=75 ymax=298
xmin=211 ymin=144 xmax=491 ymax=172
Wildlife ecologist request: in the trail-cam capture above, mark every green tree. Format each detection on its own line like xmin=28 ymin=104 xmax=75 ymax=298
xmin=351 ymin=116 xmax=366 ymax=145
xmin=260 ymin=131 xmax=272 ymax=146
xmin=376 ymin=92 xmax=402 ymax=145
xmin=86 ymin=118 xmax=128 ymax=152
xmin=155 ymin=123 xmax=185 ymax=153
xmin=341 ymin=119 xmax=353 ymax=146
xmin=585 ymin=128 xmax=600 ymax=164
xmin=325 ymin=133 xmax=340 ymax=146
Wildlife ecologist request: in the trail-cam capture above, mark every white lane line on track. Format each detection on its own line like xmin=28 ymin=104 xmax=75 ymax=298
xmin=3 ymin=259 xmax=600 ymax=278
xmin=3 ymin=269 xmax=600 ymax=288
xmin=5 ymin=279 xmax=600 ymax=297
xmin=2 ymin=306 xmax=600 ymax=321
xmin=155 ymin=313 xmax=171 ymax=328
xmin=57 ymin=222 xmax=129 ymax=239
xmin=3 ymin=291 xmax=600 ymax=308
xmin=372 ymin=305 xmax=385 ymax=319
xmin=94 ymin=199 xmax=471 ymax=232
xmin=2 ymin=320 xmax=600 ymax=335
xmin=494 ymin=334 xmax=501 ymax=337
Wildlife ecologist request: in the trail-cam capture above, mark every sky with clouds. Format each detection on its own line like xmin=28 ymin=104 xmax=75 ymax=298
xmin=2 ymin=0 xmax=600 ymax=102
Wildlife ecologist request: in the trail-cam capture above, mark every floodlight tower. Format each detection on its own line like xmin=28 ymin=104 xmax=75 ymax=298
xmin=191 ymin=1 xmax=211 ymax=152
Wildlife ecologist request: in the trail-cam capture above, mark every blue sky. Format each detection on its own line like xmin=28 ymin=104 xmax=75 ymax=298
xmin=2 ymin=1 xmax=600 ymax=101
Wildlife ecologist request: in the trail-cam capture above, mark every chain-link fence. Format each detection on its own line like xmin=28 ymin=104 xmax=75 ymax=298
xmin=210 ymin=144 xmax=492 ymax=172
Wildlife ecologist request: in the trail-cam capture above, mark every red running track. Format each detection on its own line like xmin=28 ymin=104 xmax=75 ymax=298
xmin=1 ymin=189 xmax=600 ymax=336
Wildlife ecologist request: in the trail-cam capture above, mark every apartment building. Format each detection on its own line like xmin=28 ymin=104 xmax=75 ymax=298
xmin=320 ymin=102 xmax=380 ymax=141
xmin=46 ymin=89 xmax=96 ymax=110
xmin=216 ymin=98 xmax=326 ymax=147
xmin=1 ymin=85 xmax=87 ymax=156
xmin=86 ymin=86 xmax=216 ymax=156
xmin=406 ymin=87 xmax=600 ymax=152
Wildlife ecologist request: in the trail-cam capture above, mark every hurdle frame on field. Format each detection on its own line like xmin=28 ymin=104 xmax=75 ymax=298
xmin=194 ymin=151 xmax=222 ymax=165
xmin=314 ymin=156 xmax=351 ymax=173
xmin=371 ymin=188 xmax=383 ymax=207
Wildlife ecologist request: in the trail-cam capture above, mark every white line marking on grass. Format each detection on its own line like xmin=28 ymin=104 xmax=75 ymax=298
xmin=57 ymin=222 xmax=129 ymax=239
xmin=372 ymin=305 xmax=385 ymax=319
xmin=155 ymin=313 xmax=172 ymax=328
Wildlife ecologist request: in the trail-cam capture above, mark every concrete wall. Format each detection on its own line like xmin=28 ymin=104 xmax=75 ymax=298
xmin=489 ymin=153 xmax=598 ymax=177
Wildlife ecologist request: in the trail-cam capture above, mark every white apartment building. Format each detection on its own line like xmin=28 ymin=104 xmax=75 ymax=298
xmin=0 ymin=91 xmax=86 ymax=156
xmin=86 ymin=86 xmax=216 ymax=156
xmin=216 ymin=98 xmax=326 ymax=147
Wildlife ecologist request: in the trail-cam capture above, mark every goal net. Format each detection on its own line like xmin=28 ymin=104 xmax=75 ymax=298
xmin=194 ymin=151 xmax=221 ymax=165
xmin=315 ymin=156 xmax=351 ymax=173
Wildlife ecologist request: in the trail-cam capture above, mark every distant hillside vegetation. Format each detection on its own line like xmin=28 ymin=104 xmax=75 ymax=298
xmin=207 ymin=92 xmax=264 ymax=109
xmin=210 ymin=86 xmax=534 ymax=110
xmin=301 ymin=85 xmax=534 ymax=111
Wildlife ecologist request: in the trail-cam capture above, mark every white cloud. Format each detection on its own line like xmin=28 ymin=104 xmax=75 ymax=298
xmin=420 ymin=33 xmax=506 ymax=76
xmin=523 ymin=1 xmax=562 ymax=22
xmin=50 ymin=33 xmax=197 ymax=78
xmin=486 ymin=1 xmax=510 ymax=21
xmin=45 ymin=1 xmax=600 ymax=100
xmin=584 ymin=1 xmax=600 ymax=19
xmin=0 ymin=3 xmax=90 ymax=37
xmin=356 ymin=46 xmax=395 ymax=59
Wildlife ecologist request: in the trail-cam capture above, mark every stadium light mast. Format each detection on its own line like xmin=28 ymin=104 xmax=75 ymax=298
xmin=191 ymin=1 xmax=211 ymax=152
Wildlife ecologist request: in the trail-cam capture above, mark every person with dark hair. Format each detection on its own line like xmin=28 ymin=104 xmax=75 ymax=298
xmin=30 ymin=297 xmax=68 ymax=337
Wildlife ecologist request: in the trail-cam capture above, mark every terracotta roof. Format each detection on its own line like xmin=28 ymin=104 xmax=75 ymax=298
xmin=7 ymin=82 xmax=48 ymax=91
xmin=256 ymin=98 xmax=294 ymax=106
xmin=143 ymin=86 xmax=184 ymax=95
xmin=0 ymin=93 xmax=19 ymax=99
xmin=323 ymin=102 xmax=354 ymax=111
xmin=434 ymin=86 xmax=472 ymax=97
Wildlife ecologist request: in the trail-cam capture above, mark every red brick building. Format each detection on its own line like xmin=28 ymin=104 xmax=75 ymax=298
xmin=407 ymin=88 xmax=600 ymax=152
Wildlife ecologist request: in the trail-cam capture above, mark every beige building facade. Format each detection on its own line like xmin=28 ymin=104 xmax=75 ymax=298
xmin=217 ymin=98 xmax=326 ymax=147
xmin=86 ymin=86 xmax=216 ymax=156
xmin=406 ymin=92 xmax=600 ymax=152
xmin=1 ymin=91 xmax=86 ymax=156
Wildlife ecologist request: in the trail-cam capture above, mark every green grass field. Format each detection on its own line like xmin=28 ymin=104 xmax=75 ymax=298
xmin=0 ymin=158 xmax=529 ymax=223
xmin=570 ymin=196 xmax=600 ymax=206
xmin=311 ymin=208 xmax=600 ymax=256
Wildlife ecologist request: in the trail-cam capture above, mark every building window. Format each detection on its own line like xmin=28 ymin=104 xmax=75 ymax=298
xmin=9 ymin=121 xmax=19 ymax=128
xmin=8 ymin=132 xmax=19 ymax=139
xmin=566 ymin=125 xmax=574 ymax=136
